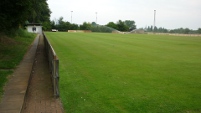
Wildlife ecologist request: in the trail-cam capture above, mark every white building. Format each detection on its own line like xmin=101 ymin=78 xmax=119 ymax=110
xmin=26 ymin=23 xmax=42 ymax=35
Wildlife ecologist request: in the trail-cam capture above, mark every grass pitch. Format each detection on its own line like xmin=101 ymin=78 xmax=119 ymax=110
xmin=45 ymin=32 xmax=201 ymax=113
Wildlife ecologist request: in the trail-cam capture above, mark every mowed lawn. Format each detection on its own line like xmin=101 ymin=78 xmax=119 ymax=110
xmin=45 ymin=32 xmax=201 ymax=113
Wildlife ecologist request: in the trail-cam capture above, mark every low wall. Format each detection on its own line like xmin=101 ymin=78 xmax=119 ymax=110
xmin=43 ymin=32 xmax=60 ymax=97
xmin=68 ymin=30 xmax=92 ymax=33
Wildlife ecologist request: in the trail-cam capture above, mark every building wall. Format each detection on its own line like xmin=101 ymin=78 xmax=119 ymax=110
xmin=68 ymin=30 xmax=92 ymax=33
xmin=27 ymin=26 xmax=42 ymax=35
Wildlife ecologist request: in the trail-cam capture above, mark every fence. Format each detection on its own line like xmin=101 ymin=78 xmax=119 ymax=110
xmin=43 ymin=33 xmax=60 ymax=97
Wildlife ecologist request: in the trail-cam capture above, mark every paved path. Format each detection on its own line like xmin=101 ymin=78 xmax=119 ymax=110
xmin=21 ymin=35 xmax=64 ymax=113
xmin=0 ymin=35 xmax=64 ymax=113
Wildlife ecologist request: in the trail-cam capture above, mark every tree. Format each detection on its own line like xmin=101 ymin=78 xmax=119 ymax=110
xmin=50 ymin=17 xmax=79 ymax=31
xmin=80 ymin=22 xmax=91 ymax=30
xmin=0 ymin=0 xmax=52 ymax=33
xmin=91 ymin=22 xmax=97 ymax=26
xmin=51 ymin=20 xmax=56 ymax=29
xmin=197 ymin=28 xmax=201 ymax=34
xmin=27 ymin=0 xmax=51 ymax=30
xmin=116 ymin=20 xmax=129 ymax=31
xmin=55 ymin=17 xmax=71 ymax=31
xmin=154 ymin=26 xmax=158 ymax=32
xmin=106 ymin=22 xmax=118 ymax=30
xmin=70 ymin=24 xmax=79 ymax=30
xmin=28 ymin=0 xmax=51 ymax=23
xmin=124 ymin=20 xmax=136 ymax=31
xmin=0 ymin=0 xmax=32 ymax=33
xmin=184 ymin=28 xmax=190 ymax=34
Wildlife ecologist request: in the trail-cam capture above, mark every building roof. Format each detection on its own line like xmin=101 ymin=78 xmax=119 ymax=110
xmin=26 ymin=23 xmax=42 ymax=26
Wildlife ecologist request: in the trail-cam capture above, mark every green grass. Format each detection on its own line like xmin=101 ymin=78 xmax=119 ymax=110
xmin=45 ymin=32 xmax=201 ymax=113
xmin=0 ymin=70 xmax=12 ymax=100
xmin=0 ymin=30 xmax=35 ymax=101
xmin=0 ymin=32 xmax=35 ymax=68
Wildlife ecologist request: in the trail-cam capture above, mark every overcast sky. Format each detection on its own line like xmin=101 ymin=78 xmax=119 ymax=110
xmin=47 ymin=0 xmax=201 ymax=30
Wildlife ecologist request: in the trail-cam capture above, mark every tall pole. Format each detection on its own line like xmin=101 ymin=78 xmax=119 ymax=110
xmin=71 ymin=11 xmax=73 ymax=23
xmin=153 ymin=10 xmax=156 ymax=32
xmin=96 ymin=12 xmax=97 ymax=24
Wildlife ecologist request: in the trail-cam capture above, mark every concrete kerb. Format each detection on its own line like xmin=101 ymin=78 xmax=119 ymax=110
xmin=0 ymin=35 xmax=39 ymax=113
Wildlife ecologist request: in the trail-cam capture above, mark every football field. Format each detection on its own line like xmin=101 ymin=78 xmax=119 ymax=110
xmin=45 ymin=32 xmax=201 ymax=113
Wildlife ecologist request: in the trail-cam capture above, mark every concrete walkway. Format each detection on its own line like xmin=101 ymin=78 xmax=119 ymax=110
xmin=21 ymin=35 xmax=63 ymax=113
xmin=0 ymin=35 xmax=64 ymax=113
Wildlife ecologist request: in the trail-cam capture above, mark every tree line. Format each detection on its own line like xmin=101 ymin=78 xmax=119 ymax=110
xmin=52 ymin=17 xmax=201 ymax=34
xmin=0 ymin=0 xmax=51 ymax=35
xmin=51 ymin=17 xmax=136 ymax=33
xmin=145 ymin=26 xmax=201 ymax=34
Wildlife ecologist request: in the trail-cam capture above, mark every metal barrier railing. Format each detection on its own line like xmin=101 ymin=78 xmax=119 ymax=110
xmin=43 ymin=32 xmax=59 ymax=97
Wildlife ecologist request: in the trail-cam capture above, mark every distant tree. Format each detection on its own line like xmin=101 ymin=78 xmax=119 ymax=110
xmin=51 ymin=20 xmax=56 ymax=29
xmin=91 ymin=22 xmax=97 ymax=26
xmin=42 ymin=21 xmax=51 ymax=31
xmin=154 ymin=26 xmax=158 ymax=32
xmin=146 ymin=26 xmax=153 ymax=32
xmin=150 ymin=26 xmax=153 ymax=31
xmin=184 ymin=28 xmax=190 ymax=34
xmin=70 ymin=24 xmax=79 ymax=30
xmin=169 ymin=28 xmax=194 ymax=34
xmin=197 ymin=28 xmax=201 ymax=34
xmin=55 ymin=17 xmax=68 ymax=31
xmin=124 ymin=20 xmax=136 ymax=31
xmin=116 ymin=20 xmax=129 ymax=31
xmin=106 ymin=22 xmax=118 ymax=30
xmin=157 ymin=27 xmax=168 ymax=33
xmin=80 ymin=22 xmax=91 ymax=30
xmin=50 ymin=17 xmax=79 ymax=31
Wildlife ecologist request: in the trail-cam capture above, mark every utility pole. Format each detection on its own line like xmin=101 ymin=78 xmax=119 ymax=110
xmin=96 ymin=12 xmax=97 ymax=24
xmin=71 ymin=11 xmax=73 ymax=23
xmin=153 ymin=10 xmax=156 ymax=32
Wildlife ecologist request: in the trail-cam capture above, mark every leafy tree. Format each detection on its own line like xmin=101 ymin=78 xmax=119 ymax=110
xmin=0 ymin=0 xmax=51 ymax=33
xmin=91 ymin=22 xmax=97 ymax=26
xmin=116 ymin=20 xmax=129 ymax=31
xmin=51 ymin=20 xmax=56 ymax=29
xmin=106 ymin=22 xmax=118 ymax=30
xmin=0 ymin=0 xmax=32 ymax=33
xmin=197 ymin=28 xmax=201 ymax=34
xmin=28 ymin=0 xmax=51 ymax=23
xmin=50 ymin=17 xmax=79 ymax=31
xmin=27 ymin=0 xmax=51 ymax=31
xmin=56 ymin=17 xmax=70 ymax=31
xmin=80 ymin=22 xmax=91 ymax=30
xmin=154 ymin=26 xmax=158 ymax=32
xmin=124 ymin=20 xmax=136 ymax=31
xmin=70 ymin=24 xmax=79 ymax=30
xmin=184 ymin=28 xmax=190 ymax=34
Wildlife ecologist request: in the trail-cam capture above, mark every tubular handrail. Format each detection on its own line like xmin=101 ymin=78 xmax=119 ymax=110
xmin=43 ymin=32 xmax=60 ymax=97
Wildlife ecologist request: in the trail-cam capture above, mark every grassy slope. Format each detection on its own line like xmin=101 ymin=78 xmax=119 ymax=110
xmin=0 ymin=35 xmax=35 ymax=68
xmin=46 ymin=32 xmax=201 ymax=113
xmin=0 ymin=32 xmax=35 ymax=101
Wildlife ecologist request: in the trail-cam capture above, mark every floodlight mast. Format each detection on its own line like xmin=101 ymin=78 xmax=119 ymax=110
xmin=96 ymin=12 xmax=97 ymax=24
xmin=153 ymin=10 xmax=156 ymax=32
xmin=71 ymin=11 xmax=73 ymax=23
